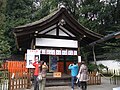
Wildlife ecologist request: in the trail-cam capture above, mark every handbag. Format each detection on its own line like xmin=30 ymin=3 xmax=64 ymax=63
xmin=37 ymin=73 xmax=42 ymax=81
xmin=76 ymin=73 xmax=80 ymax=83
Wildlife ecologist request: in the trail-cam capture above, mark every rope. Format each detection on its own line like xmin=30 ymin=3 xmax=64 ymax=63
xmin=97 ymin=72 xmax=115 ymax=80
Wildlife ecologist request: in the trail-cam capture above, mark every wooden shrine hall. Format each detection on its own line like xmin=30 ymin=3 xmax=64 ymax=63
xmin=13 ymin=6 xmax=103 ymax=74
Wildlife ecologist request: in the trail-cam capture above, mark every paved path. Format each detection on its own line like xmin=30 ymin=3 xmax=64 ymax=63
xmin=21 ymin=77 xmax=120 ymax=90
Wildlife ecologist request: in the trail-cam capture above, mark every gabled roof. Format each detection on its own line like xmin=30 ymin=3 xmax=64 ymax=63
xmin=13 ymin=7 xmax=103 ymax=49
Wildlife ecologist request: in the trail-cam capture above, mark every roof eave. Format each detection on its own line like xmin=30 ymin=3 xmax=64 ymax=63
xmin=89 ymin=31 xmax=120 ymax=46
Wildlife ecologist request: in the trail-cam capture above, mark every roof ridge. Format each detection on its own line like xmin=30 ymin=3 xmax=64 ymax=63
xmin=15 ymin=7 xmax=65 ymax=29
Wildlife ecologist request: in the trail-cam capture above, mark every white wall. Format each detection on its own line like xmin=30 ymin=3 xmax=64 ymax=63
xmin=36 ymin=38 xmax=78 ymax=48
xmin=96 ymin=60 xmax=120 ymax=70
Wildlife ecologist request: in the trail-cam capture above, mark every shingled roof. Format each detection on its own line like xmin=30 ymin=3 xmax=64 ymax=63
xmin=13 ymin=7 xmax=103 ymax=49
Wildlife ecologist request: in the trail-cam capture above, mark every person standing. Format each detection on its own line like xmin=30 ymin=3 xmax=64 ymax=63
xmin=32 ymin=56 xmax=41 ymax=90
xmin=68 ymin=62 xmax=79 ymax=90
xmin=78 ymin=61 xmax=88 ymax=90
xmin=39 ymin=62 xmax=48 ymax=90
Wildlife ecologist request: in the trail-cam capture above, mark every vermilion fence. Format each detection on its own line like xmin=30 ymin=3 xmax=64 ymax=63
xmin=7 ymin=61 xmax=28 ymax=77
xmin=7 ymin=61 xmax=31 ymax=90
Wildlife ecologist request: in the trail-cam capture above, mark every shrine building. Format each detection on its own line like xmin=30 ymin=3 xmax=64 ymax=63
xmin=13 ymin=6 xmax=103 ymax=74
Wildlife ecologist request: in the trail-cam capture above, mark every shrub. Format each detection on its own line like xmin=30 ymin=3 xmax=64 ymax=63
xmin=88 ymin=63 xmax=98 ymax=72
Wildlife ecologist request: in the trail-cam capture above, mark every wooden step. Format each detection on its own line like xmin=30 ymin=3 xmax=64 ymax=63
xmin=45 ymin=73 xmax=71 ymax=87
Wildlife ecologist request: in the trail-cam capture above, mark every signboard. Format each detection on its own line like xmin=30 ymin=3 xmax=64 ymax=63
xmin=68 ymin=50 xmax=74 ymax=55
xmin=53 ymin=72 xmax=62 ymax=77
xmin=39 ymin=49 xmax=77 ymax=55
xmin=78 ymin=56 xmax=81 ymax=63
xmin=26 ymin=49 xmax=41 ymax=68
xmin=49 ymin=56 xmax=58 ymax=72
xmin=26 ymin=49 xmax=78 ymax=68
xmin=56 ymin=50 xmax=61 ymax=55
xmin=62 ymin=50 xmax=67 ymax=55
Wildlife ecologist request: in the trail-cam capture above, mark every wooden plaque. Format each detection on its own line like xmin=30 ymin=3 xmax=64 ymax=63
xmin=53 ymin=72 xmax=62 ymax=77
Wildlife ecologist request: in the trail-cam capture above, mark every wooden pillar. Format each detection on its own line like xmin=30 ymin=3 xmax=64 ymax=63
xmin=78 ymin=40 xmax=81 ymax=66
xmin=30 ymin=38 xmax=35 ymax=49
xmin=92 ymin=45 xmax=97 ymax=65
xmin=63 ymin=56 xmax=67 ymax=74
xmin=78 ymin=40 xmax=81 ymax=56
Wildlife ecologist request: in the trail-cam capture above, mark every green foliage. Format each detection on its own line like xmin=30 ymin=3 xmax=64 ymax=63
xmin=80 ymin=47 xmax=92 ymax=61
xmin=6 ymin=0 xmax=33 ymax=26
xmin=77 ymin=0 xmax=120 ymax=61
xmin=78 ymin=0 xmax=104 ymax=34
xmin=98 ymin=63 xmax=108 ymax=70
xmin=0 ymin=61 xmax=3 ymax=68
xmin=88 ymin=63 xmax=107 ymax=72
xmin=88 ymin=63 xmax=97 ymax=71
xmin=31 ymin=0 xmax=58 ymax=21
xmin=0 ymin=0 xmax=11 ymax=60
xmin=5 ymin=0 xmax=33 ymax=54
xmin=0 ymin=0 xmax=119 ymax=61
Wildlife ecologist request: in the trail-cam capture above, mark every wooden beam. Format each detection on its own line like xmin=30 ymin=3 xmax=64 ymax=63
xmin=59 ymin=27 xmax=73 ymax=37
xmin=36 ymin=34 xmax=78 ymax=40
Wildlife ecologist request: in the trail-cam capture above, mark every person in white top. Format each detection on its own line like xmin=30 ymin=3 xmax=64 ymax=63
xmin=77 ymin=61 xmax=88 ymax=90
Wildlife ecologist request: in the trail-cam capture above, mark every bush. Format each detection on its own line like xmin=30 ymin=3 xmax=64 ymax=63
xmin=98 ymin=64 xmax=108 ymax=70
xmin=88 ymin=63 xmax=98 ymax=72
xmin=0 ymin=61 xmax=3 ymax=68
xmin=0 ymin=71 xmax=3 ymax=77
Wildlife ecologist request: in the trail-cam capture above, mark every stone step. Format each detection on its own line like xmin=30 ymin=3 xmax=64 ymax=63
xmin=45 ymin=82 xmax=71 ymax=87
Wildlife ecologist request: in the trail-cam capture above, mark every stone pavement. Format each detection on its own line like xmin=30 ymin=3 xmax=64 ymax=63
xmin=21 ymin=77 xmax=120 ymax=90
xmin=45 ymin=77 xmax=119 ymax=90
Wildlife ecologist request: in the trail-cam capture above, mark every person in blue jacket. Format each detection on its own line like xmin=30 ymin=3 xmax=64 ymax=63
xmin=68 ymin=61 xmax=79 ymax=90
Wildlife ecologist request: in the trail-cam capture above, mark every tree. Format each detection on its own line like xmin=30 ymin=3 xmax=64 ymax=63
xmin=31 ymin=0 xmax=58 ymax=21
xmin=5 ymin=0 xmax=120 ymax=60
xmin=77 ymin=0 xmax=120 ymax=60
xmin=0 ymin=0 xmax=11 ymax=60
xmin=5 ymin=0 xmax=33 ymax=54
